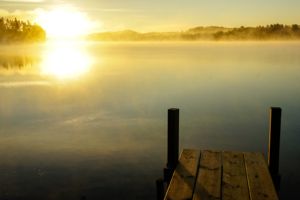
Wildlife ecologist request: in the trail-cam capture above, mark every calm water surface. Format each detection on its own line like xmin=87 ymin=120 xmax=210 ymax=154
xmin=0 ymin=41 xmax=299 ymax=199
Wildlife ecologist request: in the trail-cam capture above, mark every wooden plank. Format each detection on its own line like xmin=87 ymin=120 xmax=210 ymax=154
xmin=244 ymin=152 xmax=279 ymax=200
xmin=164 ymin=149 xmax=200 ymax=200
xmin=193 ymin=150 xmax=222 ymax=200
xmin=222 ymin=151 xmax=250 ymax=200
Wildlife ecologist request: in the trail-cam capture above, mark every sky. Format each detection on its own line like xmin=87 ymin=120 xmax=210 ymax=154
xmin=1 ymin=0 xmax=300 ymax=32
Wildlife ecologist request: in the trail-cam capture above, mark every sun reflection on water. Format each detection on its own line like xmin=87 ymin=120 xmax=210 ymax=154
xmin=41 ymin=41 xmax=92 ymax=79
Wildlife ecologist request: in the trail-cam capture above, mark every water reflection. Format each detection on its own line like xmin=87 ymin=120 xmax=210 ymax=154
xmin=0 ymin=42 xmax=300 ymax=199
xmin=0 ymin=45 xmax=40 ymax=74
xmin=0 ymin=42 xmax=93 ymax=80
xmin=41 ymin=41 xmax=92 ymax=79
xmin=0 ymin=55 xmax=36 ymax=70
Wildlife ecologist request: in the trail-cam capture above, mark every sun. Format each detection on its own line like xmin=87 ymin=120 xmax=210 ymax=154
xmin=35 ymin=7 xmax=93 ymax=38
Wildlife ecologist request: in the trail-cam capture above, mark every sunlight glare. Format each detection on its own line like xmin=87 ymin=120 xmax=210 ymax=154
xmin=41 ymin=42 xmax=92 ymax=79
xmin=36 ymin=7 xmax=93 ymax=38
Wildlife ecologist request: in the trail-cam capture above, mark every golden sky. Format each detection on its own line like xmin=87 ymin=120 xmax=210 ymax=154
xmin=1 ymin=0 xmax=300 ymax=32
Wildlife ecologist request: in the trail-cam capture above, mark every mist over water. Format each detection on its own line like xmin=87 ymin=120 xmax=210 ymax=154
xmin=0 ymin=42 xmax=300 ymax=199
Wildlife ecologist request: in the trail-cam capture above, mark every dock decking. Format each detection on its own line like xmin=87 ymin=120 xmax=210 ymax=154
xmin=164 ymin=149 xmax=278 ymax=200
xmin=157 ymin=108 xmax=282 ymax=200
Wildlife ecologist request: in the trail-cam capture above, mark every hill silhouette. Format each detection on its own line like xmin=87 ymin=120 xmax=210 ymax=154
xmin=89 ymin=24 xmax=300 ymax=41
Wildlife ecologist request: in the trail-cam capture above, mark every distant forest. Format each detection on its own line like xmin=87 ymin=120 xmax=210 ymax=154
xmin=89 ymin=24 xmax=300 ymax=41
xmin=0 ymin=17 xmax=46 ymax=43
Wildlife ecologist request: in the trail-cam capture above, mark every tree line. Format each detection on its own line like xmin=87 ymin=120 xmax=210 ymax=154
xmin=0 ymin=17 xmax=46 ymax=43
xmin=213 ymin=24 xmax=300 ymax=40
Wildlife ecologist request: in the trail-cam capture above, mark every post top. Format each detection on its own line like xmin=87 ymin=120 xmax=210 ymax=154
xmin=270 ymin=107 xmax=281 ymax=110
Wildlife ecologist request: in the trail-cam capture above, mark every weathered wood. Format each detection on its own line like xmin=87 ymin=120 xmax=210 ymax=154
xmin=164 ymin=149 xmax=200 ymax=200
xmin=244 ymin=152 xmax=278 ymax=200
xmin=222 ymin=151 xmax=250 ymax=200
xmin=164 ymin=149 xmax=279 ymax=200
xmin=193 ymin=150 xmax=222 ymax=200
xmin=268 ymin=107 xmax=281 ymax=182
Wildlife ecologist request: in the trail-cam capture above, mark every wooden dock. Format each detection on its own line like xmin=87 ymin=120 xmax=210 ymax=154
xmin=164 ymin=149 xmax=278 ymax=200
xmin=157 ymin=108 xmax=281 ymax=200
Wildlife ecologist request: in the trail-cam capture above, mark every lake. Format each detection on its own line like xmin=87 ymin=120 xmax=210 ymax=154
xmin=0 ymin=41 xmax=299 ymax=199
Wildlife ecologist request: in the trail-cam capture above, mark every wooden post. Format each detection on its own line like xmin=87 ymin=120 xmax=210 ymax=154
xmin=156 ymin=178 xmax=164 ymax=200
xmin=167 ymin=108 xmax=179 ymax=170
xmin=268 ymin=107 xmax=281 ymax=189
xmin=164 ymin=108 xmax=179 ymax=182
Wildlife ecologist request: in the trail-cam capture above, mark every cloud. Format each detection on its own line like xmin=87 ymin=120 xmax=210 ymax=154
xmin=94 ymin=8 xmax=141 ymax=13
xmin=0 ymin=0 xmax=44 ymax=2
xmin=0 ymin=81 xmax=51 ymax=88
